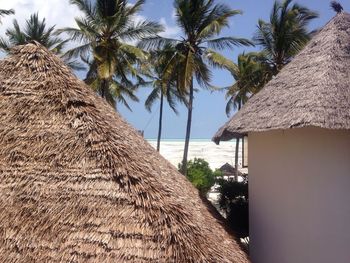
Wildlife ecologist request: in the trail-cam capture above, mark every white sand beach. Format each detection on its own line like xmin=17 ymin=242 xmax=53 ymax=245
xmin=147 ymin=139 xmax=243 ymax=170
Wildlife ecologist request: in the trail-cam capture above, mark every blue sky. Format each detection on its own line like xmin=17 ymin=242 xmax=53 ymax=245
xmin=118 ymin=0 xmax=349 ymax=139
xmin=0 ymin=0 xmax=348 ymax=139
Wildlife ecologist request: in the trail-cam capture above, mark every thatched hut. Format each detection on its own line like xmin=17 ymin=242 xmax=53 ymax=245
xmin=0 ymin=43 xmax=249 ymax=263
xmin=219 ymin=163 xmax=244 ymax=178
xmin=213 ymin=13 xmax=350 ymax=263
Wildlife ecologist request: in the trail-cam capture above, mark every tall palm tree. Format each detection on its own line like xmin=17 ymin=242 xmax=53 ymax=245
xmin=0 ymin=9 xmax=14 ymax=24
xmin=144 ymin=46 xmax=185 ymax=152
xmin=225 ymin=52 xmax=271 ymax=180
xmin=254 ymin=0 xmax=318 ymax=74
xmin=139 ymin=0 xmax=253 ymax=175
xmin=59 ymin=0 xmax=163 ymax=109
xmin=0 ymin=13 xmax=82 ymax=70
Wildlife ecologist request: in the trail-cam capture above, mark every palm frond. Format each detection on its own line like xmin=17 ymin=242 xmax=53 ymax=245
xmin=0 ymin=37 xmax=11 ymax=52
xmin=197 ymin=6 xmax=242 ymax=39
xmin=330 ymin=1 xmax=343 ymax=13
xmin=0 ymin=9 xmax=14 ymax=24
xmin=63 ymin=42 xmax=92 ymax=59
xmin=137 ymin=36 xmax=179 ymax=50
xmin=145 ymin=86 xmax=160 ymax=112
xmin=205 ymin=36 xmax=254 ymax=50
xmin=126 ymin=0 xmax=146 ymax=16
xmin=119 ymin=20 xmax=164 ymax=41
xmin=205 ymin=49 xmax=237 ymax=71
xmin=70 ymin=0 xmax=96 ymax=21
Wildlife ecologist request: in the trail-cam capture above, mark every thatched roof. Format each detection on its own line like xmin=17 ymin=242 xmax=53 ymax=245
xmin=213 ymin=12 xmax=350 ymax=144
xmin=0 ymin=43 xmax=249 ymax=262
xmin=219 ymin=163 xmax=243 ymax=177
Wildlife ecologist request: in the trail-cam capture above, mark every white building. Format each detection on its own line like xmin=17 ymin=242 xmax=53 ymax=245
xmin=214 ymin=13 xmax=350 ymax=263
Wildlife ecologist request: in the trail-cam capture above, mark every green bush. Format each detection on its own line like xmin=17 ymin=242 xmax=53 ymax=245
xmin=217 ymin=178 xmax=249 ymax=239
xmin=179 ymin=158 xmax=221 ymax=194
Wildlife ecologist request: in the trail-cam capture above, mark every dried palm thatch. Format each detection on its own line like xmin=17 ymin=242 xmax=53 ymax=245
xmin=0 ymin=42 xmax=249 ymax=262
xmin=219 ymin=163 xmax=243 ymax=177
xmin=213 ymin=12 xmax=350 ymax=144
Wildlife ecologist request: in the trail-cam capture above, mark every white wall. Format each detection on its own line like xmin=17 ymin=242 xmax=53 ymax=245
xmin=249 ymin=127 xmax=350 ymax=263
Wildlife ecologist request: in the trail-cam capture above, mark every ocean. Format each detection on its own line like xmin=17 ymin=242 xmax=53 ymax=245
xmin=146 ymin=139 xmax=243 ymax=170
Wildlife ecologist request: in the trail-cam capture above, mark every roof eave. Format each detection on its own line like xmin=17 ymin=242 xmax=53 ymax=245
xmin=212 ymin=128 xmax=246 ymax=144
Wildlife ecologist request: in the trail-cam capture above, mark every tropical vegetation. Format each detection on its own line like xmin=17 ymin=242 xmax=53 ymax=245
xmin=253 ymin=0 xmax=318 ymax=74
xmin=139 ymin=0 xmax=253 ymax=175
xmin=217 ymin=177 xmax=249 ymax=240
xmin=0 ymin=0 xmax=320 ymax=153
xmin=144 ymin=46 xmax=186 ymax=151
xmin=181 ymin=158 xmax=222 ymax=195
xmin=223 ymin=52 xmax=272 ymax=179
xmin=0 ymin=13 xmax=82 ymax=70
xmin=0 ymin=13 xmax=66 ymax=53
xmin=59 ymin=0 xmax=163 ymax=108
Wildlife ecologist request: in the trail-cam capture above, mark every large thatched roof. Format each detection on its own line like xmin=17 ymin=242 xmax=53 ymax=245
xmin=0 ymin=43 xmax=249 ymax=262
xmin=214 ymin=12 xmax=350 ymax=144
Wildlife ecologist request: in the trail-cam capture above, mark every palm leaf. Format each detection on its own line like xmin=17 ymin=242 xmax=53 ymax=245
xmin=145 ymin=86 xmax=160 ymax=112
xmin=205 ymin=36 xmax=254 ymax=50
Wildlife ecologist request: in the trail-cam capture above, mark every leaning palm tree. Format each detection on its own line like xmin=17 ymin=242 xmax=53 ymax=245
xmin=254 ymin=0 xmax=318 ymax=74
xmin=225 ymin=52 xmax=272 ymax=180
xmin=59 ymin=0 xmax=163 ymax=109
xmin=139 ymin=0 xmax=252 ymax=175
xmin=144 ymin=46 xmax=185 ymax=152
xmin=0 ymin=9 xmax=14 ymax=24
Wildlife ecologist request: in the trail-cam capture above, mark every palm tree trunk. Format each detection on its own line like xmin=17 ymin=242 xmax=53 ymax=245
xmin=181 ymin=79 xmax=193 ymax=176
xmin=157 ymin=92 xmax=164 ymax=152
xmin=234 ymin=103 xmax=242 ymax=181
xmin=234 ymin=137 xmax=240 ymax=181
xmin=101 ymin=79 xmax=108 ymax=99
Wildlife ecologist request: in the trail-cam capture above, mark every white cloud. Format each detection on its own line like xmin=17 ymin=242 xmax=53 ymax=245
xmin=0 ymin=0 xmax=84 ymax=58
xmin=171 ymin=8 xmax=177 ymax=19
xmin=0 ymin=0 xmax=82 ymax=35
xmin=159 ymin=17 xmax=180 ymax=38
xmin=0 ymin=0 xmax=181 ymax=53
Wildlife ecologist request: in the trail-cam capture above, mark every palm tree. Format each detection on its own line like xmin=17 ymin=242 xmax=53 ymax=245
xmin=82 ymin=55 xmax=140 ymax=109
xmin=144 ymin=46 xmax=185 ymax=152
xmin=225 ymin=52 xmax=271 ymax=180
xmin=0 ymin=13 xmax=82 ymax=70
xmin=139 ymin=0 xmax=252 ymax=175
xmin=330 ymin=1 xmax=343 ymax=13
xmin=254 ymin=0 xmax=318 ymax=74
xmin=0 ymin=13 xmax=67 ymax=53
xmin=0 ymin=9 xmax=14 ymax=24
xmin=59 ymin=0 xmax=163 ymax=109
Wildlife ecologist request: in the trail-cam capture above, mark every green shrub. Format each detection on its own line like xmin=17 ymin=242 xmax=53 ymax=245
xmin=179 ymin=158 xmax=221 ymax=194
xmin=217 ymin=178 xmax=249 ymax=239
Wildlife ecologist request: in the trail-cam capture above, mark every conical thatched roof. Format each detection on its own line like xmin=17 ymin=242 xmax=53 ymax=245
xmin=219 ymin=163 xmax=243 ymax=177
xmin=214 ymin=12 xmax=350 ymax=144
xmin=0 ymin=43 xmax=249 ymax=262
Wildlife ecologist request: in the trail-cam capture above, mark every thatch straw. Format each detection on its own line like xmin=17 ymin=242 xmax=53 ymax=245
xmin=213 ymin=12 xmax=350 ymax=144
xmin=0 ymin=42 xmax=249 ymax=262
xmin=219 ymin=163 xmax=243 ymax=177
